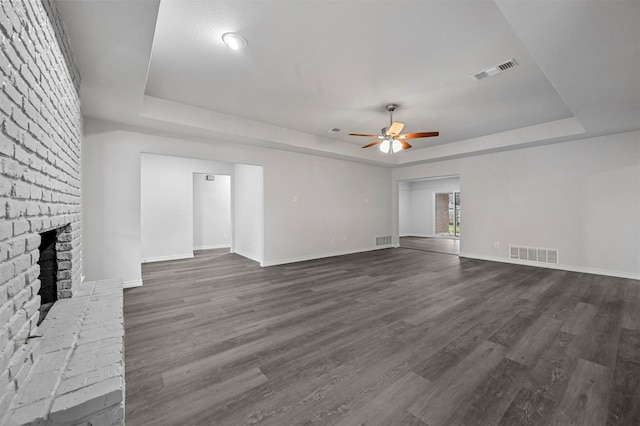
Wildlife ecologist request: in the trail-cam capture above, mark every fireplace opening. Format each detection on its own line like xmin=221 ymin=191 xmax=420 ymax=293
xmin=37 ymin=229 xmax=58 ymax=325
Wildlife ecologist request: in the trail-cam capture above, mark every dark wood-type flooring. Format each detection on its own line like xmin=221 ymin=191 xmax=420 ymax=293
xmin=124 ymin=248 xmax=640 ymax=425
xmin=400 ymin=236 xmax=460 ymax=255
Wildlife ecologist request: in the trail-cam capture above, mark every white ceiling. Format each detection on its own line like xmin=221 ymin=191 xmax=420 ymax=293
xmin=58 ymin=0 xmax=640 ymax=167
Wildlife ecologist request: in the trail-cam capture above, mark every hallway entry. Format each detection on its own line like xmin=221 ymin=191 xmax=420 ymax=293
xmin=399 ymin=175 xmax=461 ymax=255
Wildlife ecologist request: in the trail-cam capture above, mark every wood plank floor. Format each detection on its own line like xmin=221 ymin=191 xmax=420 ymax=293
xmin=399 ymin=236 xmax=460 ymax=255
xmin=124 ymin=248 xmax=640 ymax=425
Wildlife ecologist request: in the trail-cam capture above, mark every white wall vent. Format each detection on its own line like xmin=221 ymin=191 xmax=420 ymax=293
xmin=471 ymin=58 xmax=519 ymax=81
xmin=510 ymin=245 xmax=558 ymax=265
xmin=375 ymin=236 xmax=392 ymax=246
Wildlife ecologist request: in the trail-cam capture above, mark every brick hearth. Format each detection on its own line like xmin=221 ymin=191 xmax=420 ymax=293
xmin=5 ymin=279 xmax=124 ymax=426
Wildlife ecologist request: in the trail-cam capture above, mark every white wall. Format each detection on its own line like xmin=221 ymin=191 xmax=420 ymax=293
xmin=262 ymin=154 xmax=392 ymax=266
xmin=140 ymin=154 xmax=233 ymax=263
xmin=193 ymin=174 xmax=231 ymax=250
xmin=399 ymin=181 xmax=411 ymax=236
xmin=233 ymin=165 xmax=263 ymax=262
xmin=82 ymin=119 xmax=638 ymax=281
xmin=393 ymin=131 xmax=640 ymax=279
xmin=399 ymin=176 xmax=460 ymax=237
xmin=82 ymin=125 xmax=141 ymax=286
xmin=82 ymin=118 xmax=392 ymax=285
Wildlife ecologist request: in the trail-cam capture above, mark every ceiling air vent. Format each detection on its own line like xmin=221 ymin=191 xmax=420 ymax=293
xmin=471 ymin=58 xmax=519 ymax=81
xmin=497 ymin=59 xmax=518 ymax=71
xmin=472 ymin=71 xmax=490 ymax=81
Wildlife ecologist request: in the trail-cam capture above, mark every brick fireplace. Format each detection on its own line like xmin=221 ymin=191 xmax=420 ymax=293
xmin=0 ymin=1 xmax=122 ymax=425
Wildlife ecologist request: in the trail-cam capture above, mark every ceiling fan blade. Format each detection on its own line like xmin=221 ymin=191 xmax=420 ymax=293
xmin=398 ymin=131 xmax=439 ymax=139
xmin=361 ymin=140 xmax=383 ymax=149
xmin=387 ymin=121 xmax=404 ymax=136
xmin=349 ymin=133 xmax=381 ymax=138
xmin=397 ymin=139 xmax=412 ymax=150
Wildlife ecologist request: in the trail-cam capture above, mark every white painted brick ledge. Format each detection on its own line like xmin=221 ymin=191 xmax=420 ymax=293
xmin=3 ymin=279 xmax=124 ymax=426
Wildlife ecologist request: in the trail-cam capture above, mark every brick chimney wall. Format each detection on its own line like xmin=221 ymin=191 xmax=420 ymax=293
xmin=0 ymin=0 xmax=82 ymax=416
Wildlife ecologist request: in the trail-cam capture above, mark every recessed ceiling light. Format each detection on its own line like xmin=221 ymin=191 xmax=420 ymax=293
xmin=222 ymin=32 xmax=248 ymax=50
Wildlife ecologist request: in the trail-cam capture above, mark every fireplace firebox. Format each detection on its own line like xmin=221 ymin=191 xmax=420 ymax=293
xmin=37 ymin=229 xmax=58 ymax=325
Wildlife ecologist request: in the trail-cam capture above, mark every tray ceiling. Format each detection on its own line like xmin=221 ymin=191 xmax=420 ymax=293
xmin=58 ymin=0 xmax=640 ymax=166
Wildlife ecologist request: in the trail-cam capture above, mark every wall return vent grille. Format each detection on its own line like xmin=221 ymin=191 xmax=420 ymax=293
xmin=375 ymin=236 xmax=392 ymax=246
xmin=510 ymin=245 xmax=558 ymax=264
xmin=471 ymin=58 xmax=519 ymax=81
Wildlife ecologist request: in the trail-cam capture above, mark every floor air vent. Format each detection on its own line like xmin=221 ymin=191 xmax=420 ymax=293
xmin=375 ymin=236 xmax=392 ymax=246
xmin=510 ymin=245 xmax=558 ymax=264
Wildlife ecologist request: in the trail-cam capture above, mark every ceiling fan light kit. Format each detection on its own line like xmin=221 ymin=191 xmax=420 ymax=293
xmin=379 ymin=137 xmax=403 ymax=154
xmin=379 ymin=139 xmax=390 ymax=153
xmin=349 ymin=104 xmax=439 ymax=154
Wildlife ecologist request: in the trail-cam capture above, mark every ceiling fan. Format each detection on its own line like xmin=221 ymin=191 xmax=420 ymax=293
xmin=349 ymin=104 xmax=439 ymax=153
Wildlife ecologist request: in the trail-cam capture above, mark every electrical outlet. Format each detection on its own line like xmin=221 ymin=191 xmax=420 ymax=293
xmin=494 ymin=242 xmax=499 ymax=249
xmin=293 ymin=195 xmax=298 ymax=202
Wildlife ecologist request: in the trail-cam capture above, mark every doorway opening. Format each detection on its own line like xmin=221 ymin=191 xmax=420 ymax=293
xmin=398 ymin=176 xmax=460 ymax=255
xmin=140 ymin=153 xmax=264 ymax=268
xmin=435 ymin=191 xmax=460 ymax=237
xmin=193 ymin=173 xmax=231 ymax=251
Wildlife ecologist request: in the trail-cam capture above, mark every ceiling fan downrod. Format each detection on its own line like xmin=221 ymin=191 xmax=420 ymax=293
xmin=386 ymin=103 xmax=398 ymax=126
xmin=382 ymin=104 xmax=398 ymax=135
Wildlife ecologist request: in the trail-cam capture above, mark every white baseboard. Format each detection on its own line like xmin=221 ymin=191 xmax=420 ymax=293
xmin=232 ymin=249 xmax=262 ymax=264
xmin=123 ymin=279 xmax=143 ymax=289
xmin=261 ymin=245 xmax=393 ymax=267
xmin=402 ymin=234 xmax=460 ymax=240
xmin=194 ymin=244 xmax=230 ymax=251
xmin=459 ymin=252 xmax=640 ymax=280
xmin=141 ymin=253 xmax=194 ymax=263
